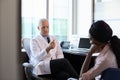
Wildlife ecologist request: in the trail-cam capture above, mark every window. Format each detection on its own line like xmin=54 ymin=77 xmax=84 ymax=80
xmin=94 ymin=0 xmax=120 ymax=38
xmin=21 ymin=0 xmax=72 ymax=42
xmin=77 ymin=0 xmax=92 ymax=37
xmin=21 ymin=0 xmax=93 ymax=47
xmin=22 ymin=0 xmax=47 ymax=38
xmin=49 ymin=0 xmax=72 ymax=42
xmin=69 ymin=0 xmax=92 ymax=48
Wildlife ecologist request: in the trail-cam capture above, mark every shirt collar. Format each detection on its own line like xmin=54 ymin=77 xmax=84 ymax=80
xmin=41 ymin=33 xmax=49 ymax=38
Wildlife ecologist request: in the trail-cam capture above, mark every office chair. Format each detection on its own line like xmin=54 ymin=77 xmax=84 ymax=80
xmin=100 ymin=68 xmax=120 ymax=80
xmin=22 ymin=38 xmax=54 ymax=80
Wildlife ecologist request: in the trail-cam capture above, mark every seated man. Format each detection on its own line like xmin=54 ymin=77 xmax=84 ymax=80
xmin=30 ymin=18 xmax=79 ymax=80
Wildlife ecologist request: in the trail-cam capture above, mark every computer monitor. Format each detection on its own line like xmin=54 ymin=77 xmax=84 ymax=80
xmin=78 ymin=38 xmax=91 ymax=49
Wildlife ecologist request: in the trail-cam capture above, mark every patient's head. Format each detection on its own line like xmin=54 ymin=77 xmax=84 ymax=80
xmin=89 ymin=20 xmax=113 ymax=43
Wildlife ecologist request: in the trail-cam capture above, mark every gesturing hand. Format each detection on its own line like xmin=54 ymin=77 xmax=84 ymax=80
xmin=49 ymin=40 xmax=55 ymax=49
xmin=46 ymin=40 xmax=55 ymax=53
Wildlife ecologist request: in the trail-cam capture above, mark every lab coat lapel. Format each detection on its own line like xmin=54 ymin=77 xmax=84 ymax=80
xmin=37 ymin=35 xmax=48 ymax=49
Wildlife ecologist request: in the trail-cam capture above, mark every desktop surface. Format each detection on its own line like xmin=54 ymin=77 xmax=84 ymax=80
xmin=63 ymin=48 xmax=98 ymax=56
xmin=62 ymin=48 xmax=89 ymax=55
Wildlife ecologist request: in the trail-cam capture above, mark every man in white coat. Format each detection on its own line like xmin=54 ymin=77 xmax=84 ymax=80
xmin=30 ymin=18 xmax=79 ymax=80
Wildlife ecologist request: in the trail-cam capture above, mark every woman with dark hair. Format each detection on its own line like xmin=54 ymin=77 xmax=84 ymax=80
xmin=79 ymin=20 xmax=120 ymax=80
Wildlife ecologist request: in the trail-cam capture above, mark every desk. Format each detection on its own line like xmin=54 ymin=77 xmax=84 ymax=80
xmin=63 ymin=49 xmax=88 ymax=55
xmin=63 ymin=49 xmax=98 ymax=56
xmin=63 ymin=49 xmax=96 ymax=74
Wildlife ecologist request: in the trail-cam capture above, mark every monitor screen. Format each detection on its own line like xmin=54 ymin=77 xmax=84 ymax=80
xmin=78 ymin=38 xmax=91 ymax=49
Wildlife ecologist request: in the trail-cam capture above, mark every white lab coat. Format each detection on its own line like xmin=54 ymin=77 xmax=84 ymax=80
xmin=30 ymin=34 xmax=64 ymax=75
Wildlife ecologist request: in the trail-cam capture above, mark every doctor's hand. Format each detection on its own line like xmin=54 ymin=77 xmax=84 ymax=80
xmin=46 ymin=40 xmax=55 ymax=53
xmin=49 ymin=40 xmax=55 ymax=49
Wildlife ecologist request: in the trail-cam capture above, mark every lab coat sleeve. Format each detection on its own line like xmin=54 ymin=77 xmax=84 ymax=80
xmin=30 ymin=39 xmax=50 ymax=61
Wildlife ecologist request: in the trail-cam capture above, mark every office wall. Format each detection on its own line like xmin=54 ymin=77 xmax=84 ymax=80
xmin=0 ymin=0 xmax=21 ymax=80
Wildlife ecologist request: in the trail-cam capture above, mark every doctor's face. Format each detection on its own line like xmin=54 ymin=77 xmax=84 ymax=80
xmin=38 ymin=20 xmax=49 ymax=36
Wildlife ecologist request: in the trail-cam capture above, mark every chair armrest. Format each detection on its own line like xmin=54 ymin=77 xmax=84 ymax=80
xmin=22 ymin=62 xmax=41 ymax=80
xmin=101 ymin=68 xmax=120 ymax=80
xmin=22 ymin=62 xmax=55 ymax=80
xmin=22 ymin=62 xmax=33 ymax=68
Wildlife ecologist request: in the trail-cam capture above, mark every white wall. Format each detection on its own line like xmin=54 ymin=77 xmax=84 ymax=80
xmin=0 ymin=0 xmax=21 ymax=80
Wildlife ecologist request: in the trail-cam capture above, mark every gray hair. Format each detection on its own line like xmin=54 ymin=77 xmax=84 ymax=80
xmin=38 ymin=18 xmax=48 ymax=27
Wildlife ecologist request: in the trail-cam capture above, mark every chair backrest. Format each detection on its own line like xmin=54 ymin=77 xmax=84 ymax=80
xmin=22 ymin=38 xmax=31 ymax=58
xmin=22 ymin=38 xmax=39 ymax=80
xmin=100 ymin=68 xmax=120 ymax=80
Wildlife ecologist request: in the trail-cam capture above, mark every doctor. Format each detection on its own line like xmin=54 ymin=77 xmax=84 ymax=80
xmin=30 ymin=18 xmax=79 ymax=80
